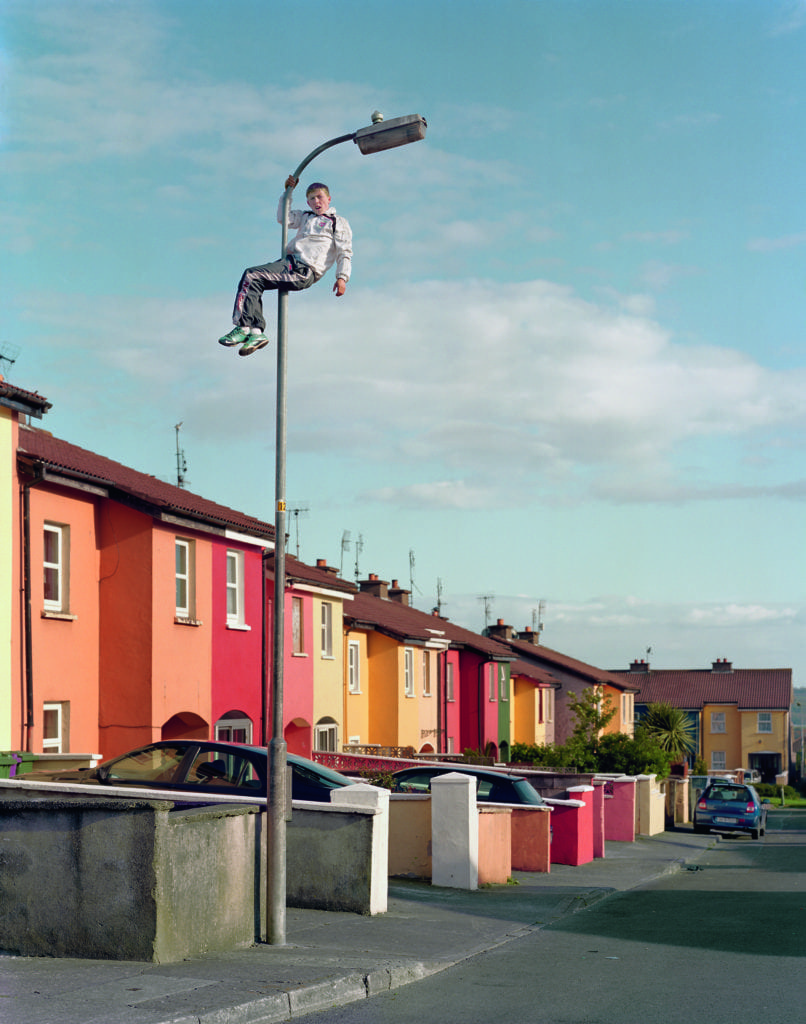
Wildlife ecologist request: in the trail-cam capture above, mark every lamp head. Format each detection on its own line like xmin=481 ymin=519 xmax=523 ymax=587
xmin=354 ymin=113 xmax=427 ymax=155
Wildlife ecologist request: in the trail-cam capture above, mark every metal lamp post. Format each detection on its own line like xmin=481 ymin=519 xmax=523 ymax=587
xmin=267 ymin=112 xmax=426 ymax=945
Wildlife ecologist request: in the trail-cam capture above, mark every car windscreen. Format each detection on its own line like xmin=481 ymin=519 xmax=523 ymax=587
xmin=103 ymin=744 xmax=190 ymax=782
xmin=183 ymin=749 xmax=263 ymax=789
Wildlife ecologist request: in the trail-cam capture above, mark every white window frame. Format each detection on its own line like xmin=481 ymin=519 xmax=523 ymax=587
xmin=320 ymin=601 xmax=333 ymax=658
xmin=446 ymin=661 xmax=455 ymax=702
xmin=44 ymin=523 xmax=69 ymax=613
xmin=43 ymin=701 xmax=67 ymax=753
xmin=710 ymin=711 xmax=726 ymax=734
xmin=498 ymin=664 xmax=508 ymax=702
xmin=404 ymin=647 xmax=414 ymax=697
xmin=422 ymin=651 xmax=431 ymax=697
xmin=226 ymin=549 xmax=245 ymax=627
xmin=489 ymin=663 xmax=496 ymax=702
xmin=314 ymin=720 xmax=338 ymax=752
xmin=292 ymin=596 xmax=305 ymax=654
xmin=545 ymin=688 xmax=553 ymax=723
xmin=175 ymin=538 xmax=195 ymax=619
xmin=711 ymin=750 xmax=726 ymax=771
xmin=215 ymin=713 xmax=253 ymax=744
xmin=757 ymin=712 xmax=772 ymax=734
xmin=348 ymin=640 xmax=361 ymax=694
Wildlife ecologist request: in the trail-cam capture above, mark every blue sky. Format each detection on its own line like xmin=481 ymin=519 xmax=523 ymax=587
xmin=3 ymin=0 xmax=805 ymax=681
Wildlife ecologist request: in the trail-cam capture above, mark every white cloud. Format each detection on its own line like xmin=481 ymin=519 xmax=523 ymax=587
xmin=685 ymin=604 xmax=798 ymax=627
xmin=769 ymin=0 xmax=806 ymax=36
xmin=439 ymin=593 xmax=804 ymax=677
xmin=21 ymin=273 xmax=806 ymax=509
xmin=364 ymin=480 xmax=495 ymax=511
xmin=747 ymin=232 xmax=806 ymax=253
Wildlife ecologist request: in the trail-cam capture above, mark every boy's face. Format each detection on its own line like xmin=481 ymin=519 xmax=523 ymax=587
xmin=306 ymin=189 xmax=331 ymax=214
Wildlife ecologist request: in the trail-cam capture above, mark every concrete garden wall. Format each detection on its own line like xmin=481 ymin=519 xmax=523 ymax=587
xmin=0 ymin=796 xmax=257 ymax=962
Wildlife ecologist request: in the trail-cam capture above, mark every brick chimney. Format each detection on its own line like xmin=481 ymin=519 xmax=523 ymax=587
xmin=388 ymin=579 xmax=410 ymax=605
xmin=315 ymin=557 xmax=340 ymax=576
xmin=711 ymin=658 xmax=733 ymax=673
xmin=487 ymin=618 xmax=515 ymax=641
xmin=519 ymin=626 xmax=541 ymax=646
xmin=629 ymin=659 xmax=650 ymax=673
xmin=358 ymin=573 xmax=389 ymax=599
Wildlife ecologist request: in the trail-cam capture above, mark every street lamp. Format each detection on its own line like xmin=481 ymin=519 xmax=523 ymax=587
xmin=267 ymin=113 xmax=426 ymax=945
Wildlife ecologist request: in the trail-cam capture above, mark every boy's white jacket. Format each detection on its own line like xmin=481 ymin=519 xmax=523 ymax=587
xmin=277 ymin=199 xmax=352 ymax=282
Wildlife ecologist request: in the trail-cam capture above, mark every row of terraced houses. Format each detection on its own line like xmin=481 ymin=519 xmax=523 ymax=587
xmin=0 ymin=380 xmax=794 ymax=781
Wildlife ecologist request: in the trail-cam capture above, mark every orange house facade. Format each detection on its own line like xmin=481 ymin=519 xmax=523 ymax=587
xmin=11 ymin=419 xmax=274 ymax=760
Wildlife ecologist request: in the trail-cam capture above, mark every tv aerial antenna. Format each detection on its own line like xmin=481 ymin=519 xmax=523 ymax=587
xmin=531 ymin=600 xmax=546 ymax=638
xmin=339 ymin=530 xmax=351 ymax=576
xmin=174 ymin=423 xmax=188 ymax=488
xmin=408 ymin=549 xmax=422 ymax=596
xmin=354 ymin=533 xmax=364 ymax=582
xmin=435 ymin=577 xmax=447 ymax=617
xmin=287 ymin=503 xmax=310 ymax=558
xmin=478 ymin=593 xmax=495 ymax=630
xmin=0 ymin=343 xmax=21 ymax=379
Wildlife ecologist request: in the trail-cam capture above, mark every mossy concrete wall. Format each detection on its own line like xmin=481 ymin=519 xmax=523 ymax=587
xmin=0 ymin=797 xmax=257 ymax=961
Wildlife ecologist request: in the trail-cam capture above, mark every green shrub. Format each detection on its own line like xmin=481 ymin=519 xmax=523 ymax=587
xmin=756 ymin=782 xmax=798 ymax=800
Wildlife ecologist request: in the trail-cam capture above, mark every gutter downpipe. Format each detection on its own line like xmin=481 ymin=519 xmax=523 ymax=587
xmin=20 ymin=468 xmax=45 ymax=751
xmin=478 ymin=659 xmax=486 ymax=754
xmin=437 ymin=649 xmax=444 ymax=754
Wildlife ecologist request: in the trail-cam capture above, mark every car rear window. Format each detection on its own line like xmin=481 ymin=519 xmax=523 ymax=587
xmin=707 ymin=786 xmax=748 ymax=802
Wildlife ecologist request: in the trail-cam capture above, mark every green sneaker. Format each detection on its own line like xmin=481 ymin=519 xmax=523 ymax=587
xmin=238 ymin=332 xmax=270 ymax=356
xmin=219 ymin=326 xmax=251 ymax=347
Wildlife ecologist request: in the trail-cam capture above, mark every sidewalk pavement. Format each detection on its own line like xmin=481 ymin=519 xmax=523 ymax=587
xmin=0 ymin=827 xmax=716 ymax=1024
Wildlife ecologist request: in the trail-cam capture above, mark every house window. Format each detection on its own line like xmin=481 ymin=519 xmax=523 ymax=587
xmin=545 ymin=688 xmax=553 ymax=723
xmin=320 ymin=602 xmax=333 ymax=658
xmin=489 ymin=664 xmax=496 ymax=701
xmin=404 ymin=648 xmax=414 ymax=697
xmin=314 ymin=718 xmax=338 ymax=752
xmin=292 ymin=597 xmax=305 ymax=654
xmin=215 ymin=711 xmax=252 ymax=744
xmin=422 ymin=651 xmax=431 ymax=696
xmin=43 ymin=523 xmax=69 ymax=613
xmin=710 ymin=712 xmax=726 ymax=734
xmin=175 ymin=538 xmax=195 ymax=618
xmin=43 ymin=701 xmax=69 ymax=753
xmin=498 ymin=664 xmax=508 ymax=701
xmin=348 ymin=640 xmax=361 ymax=694
xmin=711 ymin=750 xmax=726 ymax=771
xmin=446 ymin=661 xmax=455 ymax=702
xmin=226 ymin=549 xmax=245 ymax=626
xmin=757 ymin=712 xmax=772 ymax=734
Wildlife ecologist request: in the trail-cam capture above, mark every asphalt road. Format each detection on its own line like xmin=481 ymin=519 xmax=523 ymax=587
xmin=299 ymin=808 xmax=806 ymax=1024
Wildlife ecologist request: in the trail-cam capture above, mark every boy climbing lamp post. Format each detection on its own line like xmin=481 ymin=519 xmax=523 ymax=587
xmin=268 ymin=112 xmax=426 ymax=945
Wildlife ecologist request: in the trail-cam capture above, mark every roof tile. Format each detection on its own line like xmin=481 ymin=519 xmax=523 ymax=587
xmin=18 ymin=426 xmax=274 ymax=540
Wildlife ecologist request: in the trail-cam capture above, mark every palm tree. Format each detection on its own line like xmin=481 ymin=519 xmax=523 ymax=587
xmin=640 ymin=703 xmax=696 ymax=761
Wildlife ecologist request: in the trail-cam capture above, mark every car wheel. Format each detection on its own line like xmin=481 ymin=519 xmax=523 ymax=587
xmin=693 ymin=824 xmax=708 ymax=834
xmin=751 ymin=828 xmax=760 ymax=840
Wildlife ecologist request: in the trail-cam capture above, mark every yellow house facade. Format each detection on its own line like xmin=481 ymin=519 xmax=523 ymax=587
xmin=621 ymin=659 xmax=794 ymax=783
xmin=343 ymin=579 xmax=449 ymax=753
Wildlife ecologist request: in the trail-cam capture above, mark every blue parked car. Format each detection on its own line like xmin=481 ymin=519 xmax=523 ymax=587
xmin=693 ymin=781 xmax=768 ymax=840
